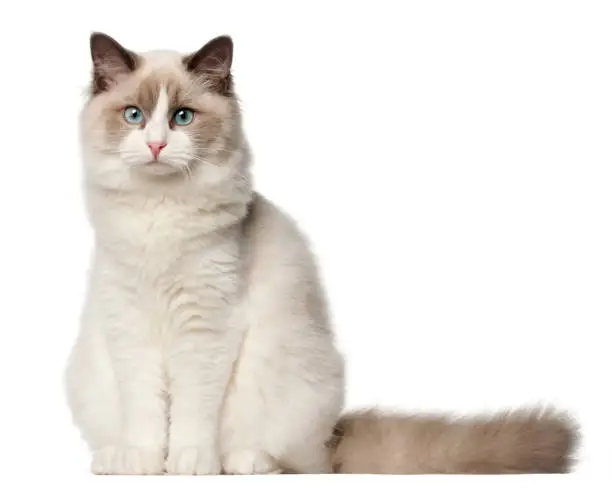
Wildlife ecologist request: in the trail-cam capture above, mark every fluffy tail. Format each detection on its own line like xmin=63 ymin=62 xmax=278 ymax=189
xmin=328 ymin=407 xmax=579 ymax=474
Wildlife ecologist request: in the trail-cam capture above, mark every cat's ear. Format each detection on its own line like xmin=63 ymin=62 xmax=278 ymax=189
xmin=90 ymin=32 xmax=137 ymax=95
xmin=184 ymin=35 xmax=233 ymax=95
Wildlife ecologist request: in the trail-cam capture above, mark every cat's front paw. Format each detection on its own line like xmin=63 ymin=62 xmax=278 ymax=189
xmin=223 ymin=449 xmax=281 ymax=475
xmin=166 ymin=447 xmax=221 ymax=475
xmin=91 ymin=446 xmax=165 ymax=475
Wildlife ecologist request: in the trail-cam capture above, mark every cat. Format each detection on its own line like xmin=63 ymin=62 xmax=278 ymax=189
xmin=64 ymin=32 xmax=578 ymax=475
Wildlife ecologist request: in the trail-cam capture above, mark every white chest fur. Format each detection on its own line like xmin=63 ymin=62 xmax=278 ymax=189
xmin=86 ymin=192 xmax=244 ymax=341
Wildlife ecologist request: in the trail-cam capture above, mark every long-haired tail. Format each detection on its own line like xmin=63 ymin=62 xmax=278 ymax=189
xmin=327 ymin=406 xmax=579 ymax=474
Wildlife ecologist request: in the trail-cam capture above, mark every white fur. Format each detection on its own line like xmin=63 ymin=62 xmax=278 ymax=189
xmin=65 ymin=52 xmax=345 ymax=475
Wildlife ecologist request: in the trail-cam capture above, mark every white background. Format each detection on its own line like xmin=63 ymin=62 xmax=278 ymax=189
xmin=0 ymin=1 xmax=609 ymax=489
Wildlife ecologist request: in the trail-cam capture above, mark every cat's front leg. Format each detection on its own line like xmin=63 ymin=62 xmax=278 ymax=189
xmin=92 ymin=318 xmax=167 ymax=475
xmin=165 ymin=309 xmax=242 ymax=475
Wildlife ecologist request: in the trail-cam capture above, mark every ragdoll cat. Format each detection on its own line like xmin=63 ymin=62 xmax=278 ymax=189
xmin=64 ymin=32 xmax=578 ymax=475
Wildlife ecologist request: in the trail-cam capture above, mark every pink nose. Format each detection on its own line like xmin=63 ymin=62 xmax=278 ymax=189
xmin=147 ymin=142 xmax=167 ymax=159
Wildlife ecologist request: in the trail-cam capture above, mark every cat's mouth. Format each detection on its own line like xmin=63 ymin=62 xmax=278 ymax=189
xmin=137 ymin=160 xmax=183 ymax=177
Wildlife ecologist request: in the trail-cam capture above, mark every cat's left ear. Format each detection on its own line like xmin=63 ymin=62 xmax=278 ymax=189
xmin=90 ymin=32 xmax=138 ymax=95
xmin=184 ymin=35 xmax=233 ymax=95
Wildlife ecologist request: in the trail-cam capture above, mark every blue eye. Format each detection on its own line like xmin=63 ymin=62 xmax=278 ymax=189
xmin=172 ymin=108 xmax=194 ymax=126
xmin=123 ymin=106 xmax=144 ymax=125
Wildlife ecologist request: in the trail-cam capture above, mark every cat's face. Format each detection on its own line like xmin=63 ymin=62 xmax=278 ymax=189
xmin=81 ymin=33 xmax=244 ymax=194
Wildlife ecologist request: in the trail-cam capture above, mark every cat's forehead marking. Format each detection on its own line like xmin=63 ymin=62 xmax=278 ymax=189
xmin=146 ymin=87 xmax=169 ymax=142
xmin=126 ymin=50 xmax=189 ymax=111
xmin=134 ymin=71 xmax=187 ymax=113
xmin=151 ymin=87 xmax=169 ymax=121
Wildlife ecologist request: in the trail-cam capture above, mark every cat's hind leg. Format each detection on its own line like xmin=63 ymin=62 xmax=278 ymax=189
xmin=220 ymin=314 xmax=344 ymax=474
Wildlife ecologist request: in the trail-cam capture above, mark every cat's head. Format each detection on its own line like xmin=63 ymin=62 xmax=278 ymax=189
xmin=80 ymin=33 xmax=249 ymax=198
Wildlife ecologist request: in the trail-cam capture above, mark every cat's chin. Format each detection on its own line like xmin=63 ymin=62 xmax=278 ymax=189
xmin=135 ymin=161 xmax=184 ymax=178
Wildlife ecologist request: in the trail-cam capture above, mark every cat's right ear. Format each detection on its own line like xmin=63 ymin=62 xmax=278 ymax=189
xmin=90 ymin=32 xmax=137 ymax=95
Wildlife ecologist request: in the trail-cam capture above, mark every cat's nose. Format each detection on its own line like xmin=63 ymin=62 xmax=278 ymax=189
xmin=147 ymin=142 xmax=167 ymax=160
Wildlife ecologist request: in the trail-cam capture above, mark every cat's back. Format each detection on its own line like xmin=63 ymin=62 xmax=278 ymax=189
xmin=243 ymin=192 xmax=319 ymax=278
xmin=242 ymin=193 xmax=332 ymax=330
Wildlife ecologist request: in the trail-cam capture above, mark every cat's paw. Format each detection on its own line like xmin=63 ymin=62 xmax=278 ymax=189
xmin=91 ymin=446 xmax=165 ymax=475
xmin=223 ymin=449 xmax=282 ymax=475
xmin=165 ymin=447 xmax=221 ymax=475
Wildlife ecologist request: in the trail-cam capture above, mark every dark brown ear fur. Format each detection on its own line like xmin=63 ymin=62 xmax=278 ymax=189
xmin=90 ymin=32 xmax=137 ymax=95
xmin=183 ymin=35 xmax=234 ymax=96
